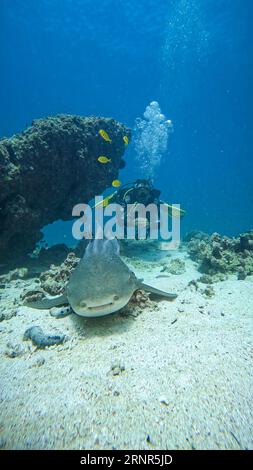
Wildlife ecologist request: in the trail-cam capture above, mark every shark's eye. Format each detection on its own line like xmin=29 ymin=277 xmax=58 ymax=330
xmin=113 ymin=295 xmax=119 ymax=301
xmin=79 ymin=301 xmax=87 ymax=308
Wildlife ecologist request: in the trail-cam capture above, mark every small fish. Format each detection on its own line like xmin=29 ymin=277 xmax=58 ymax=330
xmin=112 ymin=179 xmax=121 ymax=188
xmin=99 ymin=129 xmax=112 ymax=143
xmin=103 ymin=198 xmax=110 ymax=207
xmin=123 ymin=135 xmax=129 ymax=145
xmin=92 ymin=191 xmax=117 ymax=208
xmin=98 ymin=156 xmax=111 ymax=164
xmin=97 ymin=195 xmax=111 ymax=207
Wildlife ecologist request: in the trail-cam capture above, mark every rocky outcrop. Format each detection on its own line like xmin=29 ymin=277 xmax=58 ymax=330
xmin=0 ymin=114 xmax=130 ymax=261
xmin=186 ymin=231 xmax=253 ymax=281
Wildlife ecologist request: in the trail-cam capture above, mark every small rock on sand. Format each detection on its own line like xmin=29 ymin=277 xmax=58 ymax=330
xmin=5 ymin=341 xmax=25 ymax=358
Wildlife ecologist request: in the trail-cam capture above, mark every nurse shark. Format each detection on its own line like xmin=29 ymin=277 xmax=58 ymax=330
xmin=26 ymin=238 xmax=177 ymax=317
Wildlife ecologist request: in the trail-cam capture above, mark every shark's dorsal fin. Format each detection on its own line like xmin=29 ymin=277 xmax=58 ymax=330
xmin=85 ymin=238 xmax=120 ymax=257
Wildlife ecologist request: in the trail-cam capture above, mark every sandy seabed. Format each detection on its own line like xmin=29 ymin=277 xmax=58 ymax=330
xmin=0 ymin=247 xmax=252 ymax=450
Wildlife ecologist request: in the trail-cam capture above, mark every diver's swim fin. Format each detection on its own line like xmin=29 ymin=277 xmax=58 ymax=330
xmin=24 ymin=293 xmax=68 ymax=309
xmin=139 ymin=282 xmax=177 ymax=300
xmin=160 ymin=201 xmax=186 ymax=218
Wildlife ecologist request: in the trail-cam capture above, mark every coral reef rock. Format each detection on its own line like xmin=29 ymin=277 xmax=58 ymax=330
xmin=161 ymin=258 xmax=186 ymax=275
xmin=186 ymin=231 xmax=253 ymax=280
xmin=0 ymin=114 xmax=130 ymax=261
xmin=39 ymin=252 xmax=79 ymax=296
xmin=21 ymin=252 xmax=80 ymax=304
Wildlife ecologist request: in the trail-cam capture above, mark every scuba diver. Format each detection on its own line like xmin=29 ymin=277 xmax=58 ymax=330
xmin=94 ymin=179 xmax=185 ymax=239
xmin=112 ymin=179 xmax=161 ymax=208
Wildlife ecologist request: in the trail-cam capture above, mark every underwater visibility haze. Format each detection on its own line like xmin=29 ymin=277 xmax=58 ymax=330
xmin=0 ymin=0 xmax=253 ymax=453
xmin=1 ymin=0 xmax=252 ymax=239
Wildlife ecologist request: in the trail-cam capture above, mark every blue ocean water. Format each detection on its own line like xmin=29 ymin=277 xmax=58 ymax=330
xmin=0 ymin=0 xmax=252 ymax=244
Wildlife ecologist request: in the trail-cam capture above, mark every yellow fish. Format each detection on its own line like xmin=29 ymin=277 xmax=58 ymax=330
xmin=99 ymin=129 xmax=112 ymax=143
xmin=112 ymin=179 xmax=121 ymax=188
xmin=98 ymin=156 xmax=111 ymax=164
xmin=103 ymin=197 xmax=110 ymax=207
xmin=92 ymin=192 xmax=117 ymax=209
xmin=94 ymin=197 xmax=110 ymax=207
xmin=123 ymin=135 xmax=129 ymax=145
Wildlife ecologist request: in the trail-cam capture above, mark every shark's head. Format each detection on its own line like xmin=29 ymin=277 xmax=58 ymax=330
xmin=67 ymin=239 xmax=137 ymax=317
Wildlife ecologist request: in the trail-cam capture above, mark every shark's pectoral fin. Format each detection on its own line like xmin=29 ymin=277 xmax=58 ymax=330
xmin=24 ymin=293 xmax=68 ymax=309
xmin=139 ymin=282 xmax=177 ymax=300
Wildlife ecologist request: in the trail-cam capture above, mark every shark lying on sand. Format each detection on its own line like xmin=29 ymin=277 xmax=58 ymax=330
xmin=25 ymin=239 xmax=177 ymax=317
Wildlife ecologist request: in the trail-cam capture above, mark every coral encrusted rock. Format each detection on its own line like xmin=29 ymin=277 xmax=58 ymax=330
xmin=186 ymin=231 xmax=253 ymax=280
xmin=0 ymin=114 xmax=130 ymax=261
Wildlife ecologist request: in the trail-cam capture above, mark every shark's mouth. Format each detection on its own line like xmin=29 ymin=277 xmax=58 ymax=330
xmin=73 ymin=295 xmax=131 ymax=317
xmin=87 ymin=302 xmax=114 ymax=311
